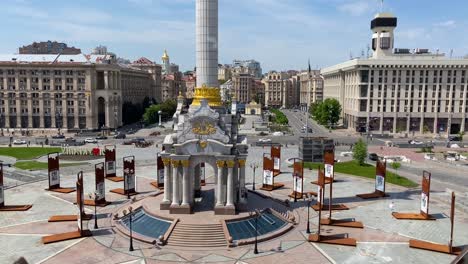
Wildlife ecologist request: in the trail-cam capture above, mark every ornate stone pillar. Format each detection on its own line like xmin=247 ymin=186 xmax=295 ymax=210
xmin=216 ymin=160 xmax=225 ymax=206
xmin=226 ymin=160 xmax=235 ymax=206
xmin=171 ymin=160 xmax=180 ymax=206
xmin=238 ymin=159 xmax=247 ymax=204
xmin=162 ymin=158 xmax=172 ymax=204
xmin=194 ymin=164 xmax=201 ymax=198
xmin=181 ymin=160 xmax=190 ymax=206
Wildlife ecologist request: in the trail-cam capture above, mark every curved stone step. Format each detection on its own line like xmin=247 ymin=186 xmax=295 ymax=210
xmin=166 ymin=222 xmax=227 ymax=248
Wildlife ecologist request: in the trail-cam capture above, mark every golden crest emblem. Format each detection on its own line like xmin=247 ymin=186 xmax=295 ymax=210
xmin=192 ymin=120 xmax=217 ymax=135
xmin=199 ymin=140 xmax=208 ymax=149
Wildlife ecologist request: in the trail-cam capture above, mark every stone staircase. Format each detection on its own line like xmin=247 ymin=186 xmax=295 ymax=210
xmin=166 ymin=223 xmax=227 ymax=248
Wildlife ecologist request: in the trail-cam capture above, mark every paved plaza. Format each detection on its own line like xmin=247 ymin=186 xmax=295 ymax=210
xmin=0 ymin=145 xmax=467 ymax=263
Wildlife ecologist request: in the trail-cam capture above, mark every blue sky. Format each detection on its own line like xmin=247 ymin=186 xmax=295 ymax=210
xmin=2 ymin=0 xmax=468 ymax=72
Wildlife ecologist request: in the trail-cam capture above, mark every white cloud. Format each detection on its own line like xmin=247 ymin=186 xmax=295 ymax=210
xmin=434 ymin=20 xmax=456 ymax=28
xmin=338 ymin=1 xmax=372 ymax=16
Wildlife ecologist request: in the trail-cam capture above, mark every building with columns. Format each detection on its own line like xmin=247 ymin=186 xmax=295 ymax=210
xmin=321 ymin=12 xmax=468 ymax=136
xmin=263 ymin=71 xmax=297 ymax=108
xmin=296 ymin=69 xmax=323 ymax=111
xmin=160 ymin=0 xmax=248 ymax=215
xmin=0 ymin=53 xmax=156 ymax=132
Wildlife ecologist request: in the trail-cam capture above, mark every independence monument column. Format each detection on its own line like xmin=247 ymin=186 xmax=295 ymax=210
xmin=192 ymin=0 xmax=222 ymax=108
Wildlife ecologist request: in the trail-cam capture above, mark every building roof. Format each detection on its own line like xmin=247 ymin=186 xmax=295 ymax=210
xmin=133 ymin=57 xmax=155 ymax=65
xmin=0 ymin=54 xmax=89 ymax=63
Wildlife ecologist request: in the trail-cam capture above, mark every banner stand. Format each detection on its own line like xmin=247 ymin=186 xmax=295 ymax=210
xmin=110 ymin=156 xmax=138 ymax=197
xmin=84 ymin=163 xmax=111 ymax=207
xmin=308 ymin=167 xmax=357 ymax=247
xmin=0 ymin=162 xmax=32 ymax=211
xmin=408 ymin=192 xmax=462 ymax=255
xmin=260 ymin=153 xmax=284 ymax=191
xmin=271 ymin=145 xmax=281 ymax=177
xmin=104 ymin=145 xmax=124 ymax=182
xmin=356 ymin=160 xmax=389 ymax=199
xmin=48 ymin=172 xmax=92 ymax=222
xmin=43 ymin=172 xmax=92 ymax=244
xmin=45 ymin=152 xmax=75 ymax=193
xmin=312 ymin=149 xmax=348 ymax=211
xmin=288 ymin=158 xmax=304 ymax=199
xmin=392 ymin=171 xmax=436 ymax=220
xmin=150 ymin=152 xmax=165 ymax=190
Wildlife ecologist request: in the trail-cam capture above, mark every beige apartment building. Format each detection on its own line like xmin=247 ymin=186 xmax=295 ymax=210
xmin=0 ymin=53 xmax=156 ymax=131
xmin=321 ymin=12 xmax=468 ymax=135
xmin=232 ymin=73 xmax=254 ymax=104
xmin=296 ymin=70 xmax=323 ymax=111
xmin=131 ymin=57 xmax=162 ymax=103
xmin=263 ymin=71 xmax=298 ymax=108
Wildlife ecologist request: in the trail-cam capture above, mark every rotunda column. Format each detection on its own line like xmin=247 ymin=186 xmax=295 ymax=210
xmin=238 ymin=159 xmax=247 ymax=204
xmin=216 ymin=160 xmax=225 ymax=206
xmin=226 ymin=160 xmax=235 ymax=206
xmin=171 ymin=160 xmax=181 ymax=206
xmin=162 ymin=158 xmax=172 ymax=203
xmin=181 ymin=160 xmax=190 ymax=205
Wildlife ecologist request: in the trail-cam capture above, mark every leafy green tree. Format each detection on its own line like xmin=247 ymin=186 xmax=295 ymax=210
xmin=143 ymin=104 xmax=161 ymax=125
xmin=391 ymin=162 xmax=401 ymax=176
xmin=310 ymin=99 xmax=341 ymax=129
xmin=269 ymin=108 xmax=288 ymax=125
xmin=353 ymin=139 xmax=368 ymax=166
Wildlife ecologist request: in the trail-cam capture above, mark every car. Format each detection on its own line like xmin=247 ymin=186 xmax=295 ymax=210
xmin=85 ymin=138 xmax=98 ymax=143
xmin=258 ymin=138 xmax=272 ymax=143
xmin=65 ymin=137 xmax=76 ymax=142
xmin=272 ymin=132 xmax=284 ymax=136
xmin=13 ymin=139 xmax=27 ymax=145
xmin=51 ymin=134 xmax=65 ymax=139
xmin=96 ymin=135 xmax=108 ymax=140
xmin=114 ymin=133 xmax=126 ymax=139
xmin=448 ymin=135 xmax=461 ymax=142
xmin=408 ymin=140 xmax=424 ymax=145
xmin=368 ymin=153 xmax=379 ymax=161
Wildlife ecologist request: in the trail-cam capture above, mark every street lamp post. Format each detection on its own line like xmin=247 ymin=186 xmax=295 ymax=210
xmin=249 ymin=210 xmax=260 ymax=254
xmin=304 ymin=195 xmax=312 ymax=234
xmin=123 ymin=206 xmax=134 ymax=252
xmin=89 ymin=192 xmax=98 ymax=229
xmin=158 ymin=110 xmax=162 ymax=127
xmin=126 ymin=174 xmax=131 ymax=200
xmin=249 ymin=162 xmax=259 ymax=191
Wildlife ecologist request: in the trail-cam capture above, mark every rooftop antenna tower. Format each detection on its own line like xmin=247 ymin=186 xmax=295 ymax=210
xmin=380 ymin=0 xmax=384 ymax=12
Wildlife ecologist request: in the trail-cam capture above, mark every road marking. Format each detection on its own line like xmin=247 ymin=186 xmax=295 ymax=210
xmin=0 ymin=219 xmax=48 ymax=229
xmin=36 ymin=237 xmax=86 ymax=264
xmin=357 ymin=241 xmax=408 ymax=245
xmin=0 ymin=233 xmax=51 ymax=236
xmin=46 ymin=193 xmax=93 ymax=213
xmin=310 ymin=242 xmax=336 ymax=264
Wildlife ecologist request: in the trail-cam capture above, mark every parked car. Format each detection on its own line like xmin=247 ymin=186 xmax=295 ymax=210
xmin=114 ymin=133 xmax=126 ymax=139
xmin=96 ymin=135 xmax=108 ymax=140
xmin=368 ymin=153 xmax=379 ymax=161
xmin=85 ymin=138 xmax=98 ymax=143
xmin=258 ymin=138 xmax=272 ymax=143
xmin=51 ymin=134 xmax=65 ymax=139
xmin=272 ymin=132 xmax=284 ymax=136
xmin=13 ymin=139 xmax=27 ymax=145
xmin=448 ymin=135 xmax=461 ymax=142
xmin=409 ymin=140 xmax=424 ymax=145
xmin=65 ymin=137 xmax=76 ymax=142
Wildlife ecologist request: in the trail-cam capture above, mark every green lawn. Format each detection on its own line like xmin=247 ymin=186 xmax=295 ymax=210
xmin=14 ymin=161 xmax=86 ymax=171
xmin=304 ymin=160 xmax=418 ymax=188
xmin=0 ymin=147 xmax=61 ymax=160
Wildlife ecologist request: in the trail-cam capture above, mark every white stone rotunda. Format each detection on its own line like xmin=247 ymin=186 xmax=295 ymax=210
xmin=160 ymin=0 xmax=248 ymax=215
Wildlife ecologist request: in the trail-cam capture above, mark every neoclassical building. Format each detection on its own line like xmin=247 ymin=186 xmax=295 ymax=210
xmin=160 ymin=0 xmax=248 ymax=215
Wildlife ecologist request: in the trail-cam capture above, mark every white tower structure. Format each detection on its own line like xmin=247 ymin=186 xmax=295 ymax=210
xmin=196 ymin=0 xmax=218 ymax=88
xmin=371 ymin=13 xmax=397 ymax=58
xmin=162 ymin=49 xmax=171 ymax=74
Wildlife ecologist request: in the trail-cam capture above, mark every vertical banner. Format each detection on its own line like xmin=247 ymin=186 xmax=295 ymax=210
xmin=200 ymin=162 xmax=206 ymax=185
xmin=48 ymin=153 xmax=60 ymax=189
xmin=263 ymin=155 xmax=274 ymax=187
xmin=324 ymin=149 xmax=334 ymax=179
xmin=157 ymin=153 xmax=164 ymax=188
xmin=0 ymin=163 xmax=4 ymax=207
xmin=420 ymin=171 xmax=431 ymax=217
xmin=95 ymin=163 xmax=106 ymax=203
xmin=271 ymin=145 xmax=281 ymax=176
xmin=76 ymin=172 xmax=85 ymax=233
xmin=105 ymin=146 xmax=116 ymax=177
xmin=293 ymin=160 xmax=304 ymax=194
xmin=123 ymin=156 xmax=136 ymax=194
xmin=375 ymin=160 xmax=386 ymax=193
xmin=317 ymin=168 xmax=325 ymax=205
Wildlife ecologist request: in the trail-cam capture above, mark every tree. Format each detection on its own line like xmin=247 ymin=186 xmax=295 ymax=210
xmin=310 ymin=99 xmax=341 ymax=129
xmin=353 ymin=139 xmax=368 ymax=166
xmin=391 ymin=162 xmax=401 ymax=177
xmin=143 ymin=104 xmax=161 ymax=125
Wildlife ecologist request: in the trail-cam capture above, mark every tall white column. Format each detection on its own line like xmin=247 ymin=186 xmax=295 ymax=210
xmin=196 ymin=0 xmax=218 ymax=88
xmin=181 ymin=160 xmax=190 ymax=206
xmin=216 ymin=160 xmax=224 ymax=206
xmin=171 ymin=160 xmax=180 ymax=206
xmin=226 ymin=160 xmax=235 ymax=206
xmin=162 ymin=158 xmax=172 ymax=203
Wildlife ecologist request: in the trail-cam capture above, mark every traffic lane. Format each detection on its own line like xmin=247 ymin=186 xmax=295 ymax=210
xmin=399 ymin=163 xmax=468 ymax=192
